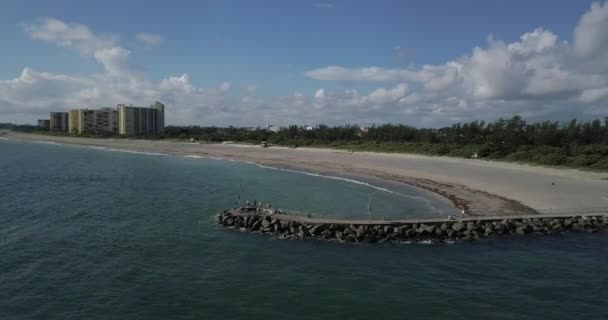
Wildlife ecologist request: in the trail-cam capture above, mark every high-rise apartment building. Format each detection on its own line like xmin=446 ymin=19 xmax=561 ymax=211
xmin=65 ymin=101 xmax=165 ymax=136
xmin=50 ymin=112 xmax=69 ymax=132
xmin=94 ymin=108 xmax=119 ymax=134
xmin=68 ymin=109 xmax=80 ymax=133
xmin=68 ymin=108 xmax=117 ymax=134
xmin=118 ymin=101 xmax=165 ymax=136
xmin=37 ymin=119 xmax=50 ymax=129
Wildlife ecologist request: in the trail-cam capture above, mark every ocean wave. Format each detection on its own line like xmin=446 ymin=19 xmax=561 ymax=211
xmin=250 ymin=162 xmax=452 ymax=215
xmin=183 ymin=154 xmax=226 ymax=161
xmin=88 ymin=146 xmax=170 ymax=156
xmin=0 ymin=137 xmax=8 ymax=140
xmin=250 ymin=162 xmax=396 ymax=194
xmin=30 ymin=140 xmax=63 ymax=146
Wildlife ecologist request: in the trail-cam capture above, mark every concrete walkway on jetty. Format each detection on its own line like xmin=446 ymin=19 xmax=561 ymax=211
xmin=229 ymin=209 xmax=608 ymax=226
xmin=220 ymin=209 xmax=608 ymax=243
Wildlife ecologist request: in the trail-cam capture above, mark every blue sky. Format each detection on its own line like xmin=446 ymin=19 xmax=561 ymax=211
xmin=1 ymin=0 xmax=607 ymax=126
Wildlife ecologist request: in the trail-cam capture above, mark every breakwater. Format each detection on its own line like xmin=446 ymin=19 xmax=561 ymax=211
xmin=217 ymin=208 xmax=608 ymax=243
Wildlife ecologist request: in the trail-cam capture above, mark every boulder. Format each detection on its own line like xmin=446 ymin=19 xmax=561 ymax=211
xmin=466 ymin=222 xmax=477 ymax=231
xmin=335 ymin=231 xmax=344 ymax=241
xmin=321 ymin=229 xmax=333 ymax=239
xmin=356 ymin=226 xmax=366 ymax=239
xmin=261 ymin=219 xmax=271 ymax=229
xmin=251 ymin=220 xmax=261 ymax=231
xmin=309 ymin=225 xmax=324 ymax=236
xmin=247 ymin=216 xmax=259 ymax=227
xmin=484 ymin=225 xmax=494 ymax=235
xmin=515 ymin=226 xmax=527 ymax=235
xmin=297 ymin=225 xmax=310 ymax=238
xmin=422 ymin=224 xmax=436 ymax=234
xmin=452 ymin=223 xmax=465 ymax=232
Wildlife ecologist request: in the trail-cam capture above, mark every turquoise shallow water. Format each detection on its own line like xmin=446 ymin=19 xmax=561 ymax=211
xmin=1 ymin=139 xmax=607 ymax=320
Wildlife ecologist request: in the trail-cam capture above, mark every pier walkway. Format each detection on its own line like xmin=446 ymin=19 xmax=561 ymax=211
xmin=228 ymin=208 xmax=608 ymax=226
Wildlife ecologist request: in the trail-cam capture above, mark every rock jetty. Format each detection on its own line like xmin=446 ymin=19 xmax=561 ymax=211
xmin=217 ymin=208 xmax=608 ymax=244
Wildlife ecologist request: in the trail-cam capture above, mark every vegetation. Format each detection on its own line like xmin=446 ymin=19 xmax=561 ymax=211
xmin=4 ymin=116 xmax=608 ymax=170
xmin=164 ymin=116 xmax=608 ymax=170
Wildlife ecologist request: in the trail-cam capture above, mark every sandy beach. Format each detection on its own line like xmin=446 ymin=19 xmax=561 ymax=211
xmin=4 ymin=130 xmax=608 ymax=216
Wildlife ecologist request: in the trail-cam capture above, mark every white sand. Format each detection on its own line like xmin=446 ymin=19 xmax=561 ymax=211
xmin=5 ymin=131 xmax=608 ymax=214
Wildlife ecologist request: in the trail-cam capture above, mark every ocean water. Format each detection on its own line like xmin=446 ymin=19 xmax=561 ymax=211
xmin=1 ymin=139 xmax=607 ymax=319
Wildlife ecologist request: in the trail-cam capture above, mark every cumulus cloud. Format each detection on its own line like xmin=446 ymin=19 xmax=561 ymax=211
xmin=304 ymin=2 xmax=608 ymax=123
xmin=3 ymin=3 xmax=608 ymax=127
xmin=1 ymin=18 xmax=236 ymax=125
xmin=136 ymin=32 xmax=164 ymax=46
xmin=313 ymin=3 xmax=335 ymax=9
xmin=24 ymin=18 xmax=116 ymax=55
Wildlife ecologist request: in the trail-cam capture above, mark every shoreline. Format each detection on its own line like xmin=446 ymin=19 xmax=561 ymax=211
xmin=4 ymin=131 xmax=608 ymax=217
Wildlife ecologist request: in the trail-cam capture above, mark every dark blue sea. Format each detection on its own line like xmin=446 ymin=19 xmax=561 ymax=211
xmin=1 ymin=138 xmax=607 ymax=319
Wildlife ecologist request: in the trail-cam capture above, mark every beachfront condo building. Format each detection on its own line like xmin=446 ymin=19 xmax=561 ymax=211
xmin=68 ymin=108 xmax=119 ymax=134
xmin=66 ymin=101 xmax=164 ymax=136
xmin=37 ymin=119 xmax=50 ymax=130
xmin=50 ymin=112 xmax=69 ymax=132
xmin=118 ymin=101 xmax=165 ymax=136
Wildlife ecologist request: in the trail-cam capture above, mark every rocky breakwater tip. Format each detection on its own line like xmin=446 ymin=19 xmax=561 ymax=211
xmin=216 ymin=210 xmax=608 ymax=244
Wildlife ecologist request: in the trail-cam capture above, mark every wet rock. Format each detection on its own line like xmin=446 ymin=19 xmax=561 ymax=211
xmin=452 ymin=223 xmax=465 ymax=232
xmin=321 ymin=229 xmax=333 ymax=239
xmin=251 ymin=220 xmax=261 ymax=231
xmin=356 ymin=226 xmax=366 ymax=239
xmin=335 ymin=230 xmax=344 ymax=241
xmin=422 ymin=224 xmax=436 ymax=234
xmin=484 ymin=224 xmax=495 ymax=235
xmin=297 ymin=225 xmax=310 ymax=238
xmin=466 ymin=222 xmax=477 ymax=231
xmin=515 ymin=226 xmax=527 ymax=235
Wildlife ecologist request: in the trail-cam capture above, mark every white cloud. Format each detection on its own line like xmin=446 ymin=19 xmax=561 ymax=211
xmin=136 ymin=32 xmax=164 ymax=46
xmin=24 ymin=18 xmax=116 ymax=55
xmin=4 ymin=3 xmax=608 ymax=127
xmin=313 ymin=3 xmax=334 ymax=9
xmin=218 ymin=82 xmax=231 ymax=93
xmin=574 ymin=2 xmax=608 ymax=57
xmin=580 ymin=87 xmax=608 ymax=103
xmin=305 ymin=65 xmax=433 ymax=82
xmin=302 ymin=2 xmax=608 ymax=123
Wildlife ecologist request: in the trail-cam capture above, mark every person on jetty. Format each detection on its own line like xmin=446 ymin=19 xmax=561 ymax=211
xmin=265 ymin=202 xmax=274 ymax=215
xmin=245 ymin=200 xmax=250 ymax=208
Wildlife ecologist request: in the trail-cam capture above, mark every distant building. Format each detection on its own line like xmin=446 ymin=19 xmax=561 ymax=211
xmin=305 ymin=126 xmax=314 ymax=131
xmin=68 ymin=109 xmax=94 ymax=134
xmin=67 ymin=108 xmax=118 ymax=134
xmin=37 ymin=119 xmax=50 ymax=130
xmin=118 ymin=101 xmax=165 ymax=136
xmin=64 ymin=101 xmax=164 ymax=136
xmin=50 ymin=112 xmax=69 ymax=132
xmin=94 ymin=108 xmax=119 ymax=134
xmin=68 ymin=109 xmax=80 ymax=133
xmin=266 ymin=125 xmax=280 ymax=133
